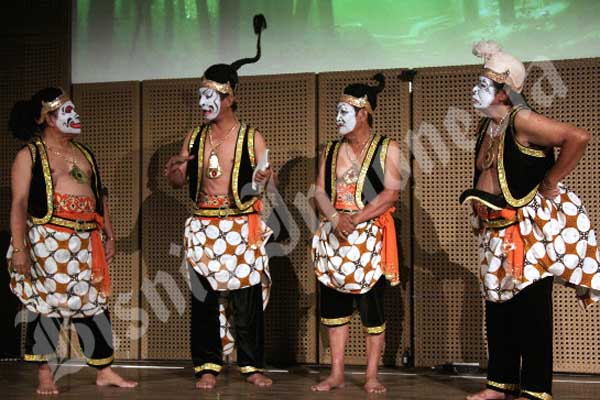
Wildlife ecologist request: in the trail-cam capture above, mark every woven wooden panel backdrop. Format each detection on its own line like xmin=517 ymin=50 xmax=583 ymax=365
xmin=0 ymin=1 xmax=71 ymax=358
xmin=71 ymin=82 xmax=142 ymax=360
xmin=140 ymin=73 xmax=318 ymax=363
xmin=316 ymin=69 xmax=412 ymax=365
xmin=412 ymin=58 xmax=600 ymax=373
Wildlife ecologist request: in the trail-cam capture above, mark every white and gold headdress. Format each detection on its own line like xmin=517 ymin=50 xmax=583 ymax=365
xmin=473 ymin=40 xmax=526 ymax=93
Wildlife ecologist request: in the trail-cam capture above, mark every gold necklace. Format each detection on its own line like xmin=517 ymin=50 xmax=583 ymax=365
xmin=341 ymin=135 xmax=372 ymax=184
xmin=206 ymin=122 xmax=238 ymax=179
xmin=47 ymin=143 xmax=88 ymax=184
xmin=483 ymin=111 xmax=510 ymax=170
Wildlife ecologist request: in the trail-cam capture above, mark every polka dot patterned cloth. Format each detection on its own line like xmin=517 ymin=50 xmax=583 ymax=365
xmin=8 ymin=223 xmax=107 ymax=318
xmin=313 ymin=219 xmax=383 ymax=294
xmin=477 ymin=185 xmax=600 ymax=306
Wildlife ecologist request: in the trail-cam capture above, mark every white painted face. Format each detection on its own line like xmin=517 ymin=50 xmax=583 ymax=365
xmin=336 ymin=102 xmax=357 ymax=135
xmin=56 ymin=101 xmax=81 ymax=134
xmin=199 ymin=87 xmax=221 ymax=121
xmin=472 ymin=76 xmax=497 ymax=110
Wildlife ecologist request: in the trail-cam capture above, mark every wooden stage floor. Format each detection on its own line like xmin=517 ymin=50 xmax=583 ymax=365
xmin=2 ymin=361 xmax=599 ymax=399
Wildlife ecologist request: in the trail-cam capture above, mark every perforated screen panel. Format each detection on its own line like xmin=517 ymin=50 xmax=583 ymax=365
xmin=71 ymin=81 xmax=142 ymax=360
xmin=236 ymin=73 xmax=318 ymax=364
xmin=412 ymin=64 xmax=487 ymax=368
xmin=140 ymin=77 xmax=200 ymax=360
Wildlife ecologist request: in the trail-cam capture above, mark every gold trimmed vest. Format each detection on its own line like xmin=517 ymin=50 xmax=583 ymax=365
xmin=26 ymin=137 xmax=104 ymax=224
xmin=324 ymin=134 xmax=391 ymax=208
xmin=187 ymin=123 xmax=260 ymax=213
xmin=461 ymin=106 xmax=555 ymax=208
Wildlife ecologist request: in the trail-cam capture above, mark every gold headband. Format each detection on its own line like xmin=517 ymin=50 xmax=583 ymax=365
xmin=482 ymin=68 xmax=510 ymax=85
xmin=200 ymin=77 xmax=234 ymax=96
xmin=339 ymin=94 xmax=374 ymax=115
xmin=36 ymin=93 xmax=70 ymax=124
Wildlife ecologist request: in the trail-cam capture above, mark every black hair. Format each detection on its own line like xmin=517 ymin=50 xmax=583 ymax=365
xmin=350 ymin=105 xmax=373 ymax=128
xmin=343 ymin=73 xmax=386 ymax=128
xmin=219 ymin=92 xmax=238 ymax=112
xmin=492 ymin=80 xmax=530 ymax=108
xmin=491 ymin=81 xmax=512 ymax=106
xmin=8 ymin=87 xmax=63 ymax=141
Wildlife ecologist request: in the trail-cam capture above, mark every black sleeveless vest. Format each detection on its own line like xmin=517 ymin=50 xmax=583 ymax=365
xmin=324 ymin=134 xmax=390 ymax=209
xmin=26 ymin=137 xmax=104 ymax=224
xmin=466 ymin=106 xmax=555 ymax=208
xmin=187 ymin=123 xmax=260 ymax=210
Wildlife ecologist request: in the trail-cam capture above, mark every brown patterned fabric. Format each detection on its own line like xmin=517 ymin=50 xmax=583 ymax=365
xmin=313 ymin=219 xmax=384 ymax=294
xmin=474 ymin=185 xmax=600 ymax=306
xmin=8 ymin=223 xmax=108 ymax=318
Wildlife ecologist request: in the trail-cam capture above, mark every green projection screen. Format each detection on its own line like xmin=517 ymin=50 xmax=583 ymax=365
xmin=72 ymin=0 xmax=600 ymax=83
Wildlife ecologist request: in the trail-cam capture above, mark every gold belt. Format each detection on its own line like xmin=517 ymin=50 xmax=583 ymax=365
xmin=193 ymin=207 xmax=255 ymax=218
xmin=336 ymin=208 xmax=359 ymax=215
xmin=48 ymin=216 xmax=98 ymax=232
xmin=480 ymin=216 xmax=518 ymax=229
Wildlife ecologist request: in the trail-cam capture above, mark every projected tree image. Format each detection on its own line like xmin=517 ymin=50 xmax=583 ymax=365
xmin=72 ymin=0 xmax=600 ymax=83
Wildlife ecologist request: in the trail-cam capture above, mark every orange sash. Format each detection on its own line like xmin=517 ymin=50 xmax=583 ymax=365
xmin=375 ymin=207 xmax=400 ymax=286
xmin=477 ymin=207 xmax=524 ymax=280
xmin=48 ymin=210 xmax=112 ymax=297
xmin=248 ymin=199 xmax=264 ymax=249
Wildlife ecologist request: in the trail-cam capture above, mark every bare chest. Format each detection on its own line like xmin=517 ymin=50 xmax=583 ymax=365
xmin=200 ymin=137 xmax=237 ymax=193
xmin=335 ymin=143 xmax=370 ymax=182
xmin=46 ymin=153 xmax=94 ymax=195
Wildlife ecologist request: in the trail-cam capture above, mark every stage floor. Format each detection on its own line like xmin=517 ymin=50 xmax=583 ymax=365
xmin=2 ymin=361 xmax=599 ymax=399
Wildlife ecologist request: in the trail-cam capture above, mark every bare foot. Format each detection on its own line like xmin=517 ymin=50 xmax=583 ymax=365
xmin=364 ymin=377 xmax=386 ymax=394
xmin=246 ymin=373 xmax=273 ymax=387
xmin=37 ymin=364 xmax=59 ymax=395
xmin=466 ymin=388 xmax=512 ymax=400
xmin=311 ymin=375 xmax=345 ymax=392
xmin=196 ymin=374 xmax=217 ymax=390
xmin=96 ymin=366 xmax=138 ymax=388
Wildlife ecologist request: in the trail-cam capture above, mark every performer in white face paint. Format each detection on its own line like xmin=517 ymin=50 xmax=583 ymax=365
xmin=54 ymin=100 xmax=82 ymax=134
xmin=164 ymin=14 xmax=273 ymax=390
xmin=7 ymin=88 xmax=137 ymax=395
xmin=312 ymin=73 xmax=403 ymax=394
xmin=198 ymin=87 xmax=222 ymax=122
xmin=461 ymin=41 xmax=600 ymax=400
xmin=336 ymin=102 xmax=357 ymax=135
xmin=472 ymin=76 xmax=498 ymax=110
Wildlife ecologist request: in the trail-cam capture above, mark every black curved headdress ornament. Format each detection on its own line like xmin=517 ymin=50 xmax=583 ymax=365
xmin=200 ymin=14 xmax=267 ymax=96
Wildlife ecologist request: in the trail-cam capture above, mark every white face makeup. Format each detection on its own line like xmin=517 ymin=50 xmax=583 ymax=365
xmin=199 ymin=87 xmax=221 ymax=121
xmin=472 ymin=76 xmax=497 ymax=110
xmin=336 ymin=102 xmax=357 ymax=135
xmin=56 ymin=101 xmax=81 ymax=134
